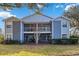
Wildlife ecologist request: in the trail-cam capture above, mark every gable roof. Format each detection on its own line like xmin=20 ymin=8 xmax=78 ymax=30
xmin=54 ymin=16 xmax=70 ymax=21
xmin=3 ymin=16 xmax=20 ymax=22
xmin=21 ymin=13 xmax=53 ymax=23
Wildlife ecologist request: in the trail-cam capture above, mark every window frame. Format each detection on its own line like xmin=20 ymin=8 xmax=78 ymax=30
xmin=62 ymin=22 xmax=67 ymax=27
xmin=62 ymin=34 xmax=67 ymax=38
xmin=6 ymin=25 xmax=12 ymax=28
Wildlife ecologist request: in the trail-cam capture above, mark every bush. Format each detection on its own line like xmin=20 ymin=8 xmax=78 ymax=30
xmin=61 ymin=39 xmax=70 ymax=44
xmin=50 ymin=38 xmax=78 ymax=44
xmin=0 ymin=35 xmax=4 ymax=43
xmin=70 ymin=35 xmax=79 ymax=38
xmin=1 ymin=40 xmax=20 ymax=44
xmin=51 ymin=39 xmax=61 ymax=44
xmin=69 ymin=38 xmax=78 ymax=44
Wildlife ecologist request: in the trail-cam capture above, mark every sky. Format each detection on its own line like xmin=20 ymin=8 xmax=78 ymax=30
xmin=0 ymin=3 xmax=78 ymax=29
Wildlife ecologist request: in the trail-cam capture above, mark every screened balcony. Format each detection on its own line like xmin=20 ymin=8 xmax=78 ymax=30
xmin=38 ymin=23 xmax=51 ymax=32
xmin=24 ymin=24 xmax=36 ymax=31
xmin=24 ymin=23 xmax=51 ymax=32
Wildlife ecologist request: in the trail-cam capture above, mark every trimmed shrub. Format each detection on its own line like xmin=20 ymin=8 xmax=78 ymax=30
xmin=50 ymin=38 xmax=78 ymax=44
xmin=1 ymin=40 xmax=20 ymax=44
xmin=51 ymin=39 xmax=62 ymax=44
xmin=61 ymin=39 xmax=70 ymax=44
xmin=70 ymin=35 xmax=79 ymax=38
xmin=69 ymin=38 xmax=78 ymax=44
xmin=0 ymin=35 xmax=4 ymax=43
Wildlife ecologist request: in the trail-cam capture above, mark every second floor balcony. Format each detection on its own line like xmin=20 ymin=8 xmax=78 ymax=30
xmin=24 ymin=27 xmax=36 ymax=31
xmin=24 ymin=27 xmax=51 ymax=32
xmin=24 ymin=23 xmax=51 ymax=32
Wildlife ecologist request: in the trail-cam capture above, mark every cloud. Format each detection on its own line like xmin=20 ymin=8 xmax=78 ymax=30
xmin=0 ymin=11 xmax=16 ymax=18
xmin=56 ymin=5 xmax=64 ymax=8
xmin=65 ymin=4 xmax=79 ymax=11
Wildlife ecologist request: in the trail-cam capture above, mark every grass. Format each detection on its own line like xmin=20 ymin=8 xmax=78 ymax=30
xmin=0 ymin=44 xmax=79 ymax=56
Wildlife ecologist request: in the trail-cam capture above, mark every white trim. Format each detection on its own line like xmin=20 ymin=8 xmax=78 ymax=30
xmin=24 ymin=31 xmax=51 ymax=33
xmin=36 ymin=33 xmax=39 ymax=44
xmin=23 ymin=22 xmax=51 ymax=24
xmin=36 ymin=23 xmax=39 ymax=44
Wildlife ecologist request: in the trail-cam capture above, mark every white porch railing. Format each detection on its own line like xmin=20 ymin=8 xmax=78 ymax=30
xmin=24 ymin=27 xmax=50 ymax=32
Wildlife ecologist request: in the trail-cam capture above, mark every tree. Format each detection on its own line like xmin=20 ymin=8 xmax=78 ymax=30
xmin=64 ymin=4 xmax=79 ymax=36
xmin=0 ymin=3 xmax=46 ymax=13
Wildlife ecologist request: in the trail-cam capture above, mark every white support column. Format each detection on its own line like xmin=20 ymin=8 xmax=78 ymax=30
xmin=36 ymin=33 xmax=39 ymax=44
xmin=35 ymin=23 xmax=39 ymax=44
xmin=20 ymin=21 xmax=23 ymax=43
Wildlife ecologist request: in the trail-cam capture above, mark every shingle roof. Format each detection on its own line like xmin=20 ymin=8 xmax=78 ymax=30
xmin=21 ymin=13 xmax=53 ymax=23
xmin=3 ymin=16 xmax=20 ymax=22
xmin=54 ymin=16 xmax=70 ymax=21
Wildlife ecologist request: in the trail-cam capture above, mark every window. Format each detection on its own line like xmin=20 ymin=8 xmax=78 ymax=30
xmin=7 ymin=25 xmax=11 ymax=28
xmin=63 ymin=24 xmax=67 ymax=27
xmin=62 ymin=34 xmax=67 ymax=38
xmin=7 ymin=34 xmax=12 ymax=40
xmin=62 ymin=22 xmax=67 ymax=27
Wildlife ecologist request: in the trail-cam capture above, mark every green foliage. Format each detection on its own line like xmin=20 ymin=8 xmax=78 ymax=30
xmin=70 ymin=35 xmax=79 ymax=38
xmin=51 ymin=38 xmax=78 ymax=44
xmin=69 ymin=38 xmax=78 ymax=44
xmin=64 ymin=4 xmax=79 ymax=29
xmin=0 ymin=35 xmax=4 ymax=43
xmin=0 ymin=3 xmax=46 ymax=13
xmin=1 ymin=40 xmax=20 ymax=44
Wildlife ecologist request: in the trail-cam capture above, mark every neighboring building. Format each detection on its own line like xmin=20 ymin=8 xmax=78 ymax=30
xmin=4 ymin=13 xmax=70 ymax=44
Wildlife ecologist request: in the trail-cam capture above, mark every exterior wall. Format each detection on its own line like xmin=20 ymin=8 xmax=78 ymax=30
xmin=5 ymin=21 xmax=13 ymax=33
xmin=52 ymin=17 xmax=70 ymax=39
xmin=13 ymin=21 xmax=20 ymax=41
xmin=4 ymin=15 xmax=70 ymax=43
xmin=61 ymin=19 xmax=70 ymax=38
xmin=5 ymin=21 xmax=13 ymax=40
xmin=53 ymin=21 xmax=61 ymax=39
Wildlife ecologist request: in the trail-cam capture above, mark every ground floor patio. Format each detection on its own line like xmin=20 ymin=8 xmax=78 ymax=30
xmin=24 ymin=33 xmax=52 ymax=44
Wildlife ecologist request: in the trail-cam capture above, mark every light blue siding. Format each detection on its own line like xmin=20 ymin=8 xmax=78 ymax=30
xmin=53 ymin=21 xmax=61 ymax=39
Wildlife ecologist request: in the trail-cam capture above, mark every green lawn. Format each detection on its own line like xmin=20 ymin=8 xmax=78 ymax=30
xmin=0 ymin=44 xmax=79 ymax=56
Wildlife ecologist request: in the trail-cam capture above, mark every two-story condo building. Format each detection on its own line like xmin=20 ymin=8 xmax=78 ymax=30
xmin=4 ymin=13 xmax=70 ymax=44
